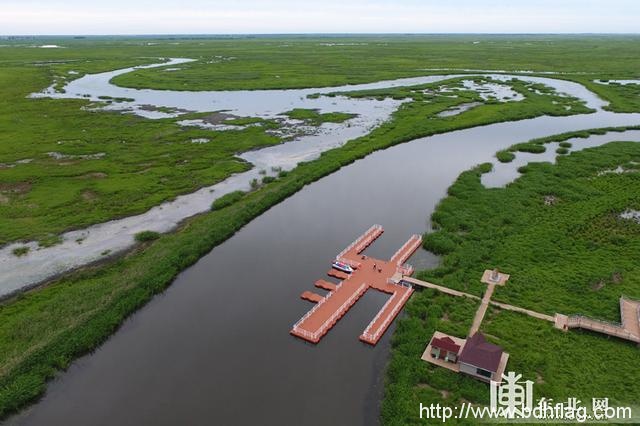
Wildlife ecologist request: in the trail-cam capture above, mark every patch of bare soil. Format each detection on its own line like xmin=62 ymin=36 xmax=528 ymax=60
xmin=79 ymin=172 xmax=107 ymax=179
xmin=81 ymin=190 xmax=98 ymax=201
xmin=591 ymin=279 xmax=605 ymax=291
xmin=138 ymin=104 xmax=189 ymax=114
xmin=201 ymin=111 xmax=238 ymax=125
xmin=416 ymin=383 xmax=451 ymax=399
xmin=612 ymin=271 xmax=623 ymax=284
xmin=0 ymin=181 xmax=32 ymax=194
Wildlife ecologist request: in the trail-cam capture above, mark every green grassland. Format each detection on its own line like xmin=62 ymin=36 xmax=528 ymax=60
xmin=96 ymin=35 xmax=639 ymax=85
xmin=103 ymin=35 xmax=640 ymax=111
xmin=383 ymin=141 xmax=640 ymax=425
xmin=1 ymin=35 xmax=640 ymax=418
xmin=284 ymin=108 xmax=356 ymax=125
xmin=9 ymin=36 xmax=634 ymax=110
xmin=0 ymin=80 xmax=618 ymax=419
xmin=495 ymin=126 xmax=640 ymax=163
xmin=0 ymin=47 xmax=595 ymax=245
xmin=567 ymin=77 xmax=640 ymax=113
xmin=337 ymin=75 xmax=592 ymax=117
xmin=0 ymin=96 xmax=627 ymax=418
xmin=0 ymin=63 xmax=283 ymax=245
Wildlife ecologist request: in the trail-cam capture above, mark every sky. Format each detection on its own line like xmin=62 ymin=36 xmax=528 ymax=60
xmin=1 ymin=0 xmax=639 ymax=35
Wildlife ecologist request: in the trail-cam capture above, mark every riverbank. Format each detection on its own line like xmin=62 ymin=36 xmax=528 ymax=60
xmin=1 ymin=99 xmax=639 ymax=420
xmin=0 ymin=77 xmax=619 ymax=412
xmin=0 ymin=61 xmax=279 ymax=246
xmin=382 ymin=140 xmax=640 ymax=425
xmin=3 ymin=63 xmax=606 ymax=297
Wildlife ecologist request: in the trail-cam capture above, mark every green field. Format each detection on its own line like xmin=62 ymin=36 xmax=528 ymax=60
xmin=383 ymin=141 xmax=640 ymax=425
xmin=1 ymin=35 xmax=640 ymax=420
xmin=107 ymin=35 xmax=640 ymax=113
xmin=0 ymin=39 xmax=602 ymax=245
xmin=94 ymin=35 xmax=639 ymax=86
xmin=0 ymin=71 xmax=605 ymax=419
xmin=0 ymin=62 xmax=282 ymax=245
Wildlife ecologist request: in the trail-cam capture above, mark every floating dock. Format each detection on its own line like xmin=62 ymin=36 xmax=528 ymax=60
xmin=300 ymin=291 xmax=324 ymax=303
xmin=315 ymin=280 xmax=338 ymax=291
xmin=291 ymin=225 xmax=422 ymax=345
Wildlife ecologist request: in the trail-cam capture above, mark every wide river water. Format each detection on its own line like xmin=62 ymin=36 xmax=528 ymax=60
xmin=5 ymin=62 xmax=640 ymax=425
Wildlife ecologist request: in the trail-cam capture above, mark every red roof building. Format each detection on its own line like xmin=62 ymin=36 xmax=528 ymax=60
xmin=458 ymin=333 xmax=504 ymax=381
xmin=429 ymin=335 xmax=461 ymax=363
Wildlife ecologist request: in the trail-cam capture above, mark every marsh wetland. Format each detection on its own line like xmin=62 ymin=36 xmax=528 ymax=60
xmin=1 ymin=35 xmax=640 ymax=425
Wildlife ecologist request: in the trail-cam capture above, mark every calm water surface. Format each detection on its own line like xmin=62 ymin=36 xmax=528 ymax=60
xmin=0 ymin=59 xmax=609 ymax=296
xmin=6 ymin=65 xmax=640 ymax=425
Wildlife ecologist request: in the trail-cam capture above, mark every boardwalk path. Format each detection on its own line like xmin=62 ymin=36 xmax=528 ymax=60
xmin=469 ymin=283 xmax=496 ymax=336
xmin=555 ymin=297 xmax=640 ymax=343
xmin=401 ymin=276 xmax=555 ymax=329
xmin=404 ymin=276 xmax=639 ymax=345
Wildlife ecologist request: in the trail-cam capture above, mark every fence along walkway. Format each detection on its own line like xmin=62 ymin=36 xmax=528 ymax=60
xmin=621 ymin=297 xmax=640 ymax=337
xmin=468 ymin=283 xmax=496 ymax=336
xmin=292 ymin=225 xmax=422 ymax=345
xmin=560 ymin=297 xmax=640 ymax=344
xmin=292 ymin=281 xmax=369 ymax=343
xmin=401 ymin=276 xmax=480 ymax=299
xmin=336 ymin=224 xmax=383 ymax=264
xmin=401 ymin=276 xmax=555 ymax=323
xmin=390 ymin=234 xmax=422 ymax=265
xmin=406 ymin=276 xmax=640 ymax=346
xmin=360 ymin=285 xmax=413 ymax=344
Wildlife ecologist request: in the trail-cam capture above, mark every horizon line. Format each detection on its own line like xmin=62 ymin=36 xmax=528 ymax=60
xmin=3 ymin=32 xmax=640 ymax=38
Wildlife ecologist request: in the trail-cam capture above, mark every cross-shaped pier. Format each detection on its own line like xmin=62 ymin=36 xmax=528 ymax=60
xmin=291 ymin=225 xmax=422 ymax=345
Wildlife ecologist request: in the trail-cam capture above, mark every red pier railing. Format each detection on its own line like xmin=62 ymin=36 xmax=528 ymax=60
xmin=291 ymin=225 xmax=422 ymax=345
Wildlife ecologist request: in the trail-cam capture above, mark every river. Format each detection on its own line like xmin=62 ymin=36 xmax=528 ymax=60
xmin=0 ymin=59 xmax=610 ymax=297
xmin=5 ymin=62 xmax=640 ymax=425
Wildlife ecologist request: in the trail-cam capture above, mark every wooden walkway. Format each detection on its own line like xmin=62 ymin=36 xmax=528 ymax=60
xmin=555 ymin=297 xmax=640 ymax=344
xmin=327 ymin=270 xmax=349 ymax=280
xmin=406 ymin=270 xmax=640 ymax=354
xmin=401 ymin=276 xmax=556 ymax=330
xmin=621 ymin=297 xmax=640 ymax=338
xmin=301 ymin=291 xmax=324 ymax=303
xmin=491 ymin=300 xmax=554 ymax=322
xmin=405 ymin=275 xmax=639 ymax=346
xmin=360 ymin=283 xmax=413 ymax=345
xmin=315 ymin=280 xmax=337 ymax=292
xmin=469 ymin=283 xmax=496 ymax=336
xmin=390 ymin=235 xmax=419 ymax=264
xmin=401 ymin=277 xmax=480 ymax=300
xmin=291 ymin=225 xmax=421 ymax=345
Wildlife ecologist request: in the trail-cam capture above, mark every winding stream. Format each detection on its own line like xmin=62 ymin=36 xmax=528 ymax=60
xmin=4 ymin=61 xmax=640 ymax=425
xmin=0 ymin=59 xmax=616 ymax=297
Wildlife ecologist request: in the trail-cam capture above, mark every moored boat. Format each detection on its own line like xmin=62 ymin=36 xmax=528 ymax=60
xmin=332 ymin=260 xmax=354 ymax=274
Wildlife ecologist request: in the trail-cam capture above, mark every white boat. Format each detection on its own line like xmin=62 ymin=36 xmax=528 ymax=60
xmin=332 ymin=261 xmax=354 ymax=274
